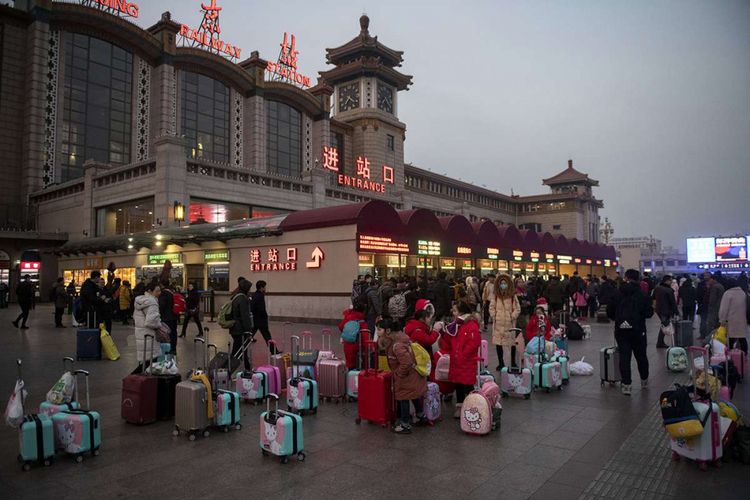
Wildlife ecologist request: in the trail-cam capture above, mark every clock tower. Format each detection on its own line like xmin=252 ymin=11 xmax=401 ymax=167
xmin=320 ymin=15 xmax=413 ymax=198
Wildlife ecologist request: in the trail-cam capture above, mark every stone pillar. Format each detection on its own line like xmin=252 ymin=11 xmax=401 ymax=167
xmin=245 ymin=95 xmax=266 ymax=171
xmin=150 ymin=64 xmax=177 ymax=139
xmin=305 ymin=168 xmax=328 ymax=208
xmin=153 ymin=135 xmax=187 ymax=228
xmin=82 ymin=160 xmax=106 ymax=237
xmin=311 ymin=118 xmax=330 ymax=170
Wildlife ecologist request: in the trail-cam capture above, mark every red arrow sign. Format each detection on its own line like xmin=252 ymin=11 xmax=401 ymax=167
xmin=305 ymin=246 xmax=325 ymax=269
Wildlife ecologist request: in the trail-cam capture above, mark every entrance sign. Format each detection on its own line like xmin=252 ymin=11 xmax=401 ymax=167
xmin=358 ymin=235 xmax=409 ymax=253
xmin=178 ymin=0 xmax=242 ymax=61
xmin=267 ymin=33 xmax=312 ymax=88
xmin=324 ymin=148 xmax=391 ymax=194
xmin=82 ymin=0 xmax=139 ymax=18
xmin=250 ymin=247 xmax=298 ymax=271
xmin=305 ymin=247 xmax=325 ymax=269
xmin=322 ymin=146 xmax=339 ymax=171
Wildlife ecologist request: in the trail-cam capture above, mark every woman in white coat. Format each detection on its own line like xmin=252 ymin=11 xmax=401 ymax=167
xmin=133 ymin=282 xmax=162 ymax=365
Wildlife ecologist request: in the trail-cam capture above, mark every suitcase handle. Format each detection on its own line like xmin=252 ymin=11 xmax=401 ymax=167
xmin=321 ymin=329 xmax=332 ymax=351
xmin=301 ymin=331 xmax=312 ymax=351
xmin=72 ymin=369 xmax=90 ymax=410
xmin=266 ymin=392 xmax=279 ymax=418
xmin=194 ymin=337 xmax=206 ymax=371
xmin=268 ymin=339 xmax=278 ymax=364
xmin=63 ymin=357 xmax=75 ymax=372
xmin=290 ymin=335 xmax=301 ymax=372
xmin=144 ymin=333 xmax=155 ymax=374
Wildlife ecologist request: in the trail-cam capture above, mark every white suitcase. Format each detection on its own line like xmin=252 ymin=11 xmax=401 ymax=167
xmin=670 ymin=401 xmax=730 ymax=470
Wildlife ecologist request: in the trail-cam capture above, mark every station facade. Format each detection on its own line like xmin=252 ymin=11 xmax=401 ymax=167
xmin=0 ymin=0 xmax=604 ymax=295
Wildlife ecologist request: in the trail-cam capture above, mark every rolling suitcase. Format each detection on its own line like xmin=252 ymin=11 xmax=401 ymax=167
xmin=40 ymin=357 xmax=80 ymax=417
xmin=213 ymin=389 xmax=242 ymax=431
xmin=121 ymin=333 xmax=158 ymax=425
xmin=286 ymin=335 xmax=319 ymax=415
xmin=270 ymin=323 xmax=293 ymax=389
xmin=666 ymin=332 xmax=688 ymax=373
xmin=600 ymin=346 xmax=621 ymax=386
xmin=258 ymin=340 xmax=282 ymax=396
xmin=52 ymin=369 xmax=102 ymax=461
xmin=423 ymin=381 xmax=442 ymax=424
xmin=673 ymin=319 xmax=694 ymax=348
xmin=552 ymin=354 xmax=570 ymax=384
xmin=461 ymin=359 xmax=496 ymax=435
xmin=76 ymin=313 xmax=101 ymax=361
xmin=356 ymin=341 xmax=395 ymax=426
xmin=291 ymin=331 xmax=319 ymax=380
xmin=728 ymin=344 xmax=746 ymax=382
xmin=347 ymin=331 xmax=372 ymax=401
xmin=317 ymin=333 xmax=347 ymax=402
xmin=155 ymin=373 xmax=181 ymax=420
xmin=317 ymin=328 xmax=335 ymax=363
xmin=500 ymin=366 xmax=533 ymax=399
xmin=531 ymin=327 xmax=563 ymax=392
xmin=233 ymin=335 xmax=269 ymax=403
xmin=173 ymin=338 xmax=211 ymax=440
xmin=260 ymin=394 xmax=306 ymax=464
xmin=15 ymin=359 xmax=55 ymax=471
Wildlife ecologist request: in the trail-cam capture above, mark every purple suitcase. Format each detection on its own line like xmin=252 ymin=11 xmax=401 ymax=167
xmin=423 ymin=382 xmax=442 ymax=423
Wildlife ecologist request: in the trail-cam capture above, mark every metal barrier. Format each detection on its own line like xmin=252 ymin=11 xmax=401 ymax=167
xmin=200 ymin=290 xmax=215 ymax=322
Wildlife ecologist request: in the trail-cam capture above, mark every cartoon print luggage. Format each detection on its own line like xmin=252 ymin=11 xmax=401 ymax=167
xmin=213 ymin=389 xmax=242 ymax=431
xmin=481 ymin=381 xmax=503 ymax=429
xmin=600 ymin=346 xmax=621 ymax=386
xmin=40 ymin=357 xmax=81 ymax=417
xmin=52 ymin=369 xmax=102 ymax=461
xmin=121 ymin=333 xmax=158 ymax=425
xmin=531 ymin=326 xmax=563 ymax=392
xmin=728 ymin=344 xmax=746 ymax=382
xmin=356 ymin=341 xmax=395 ymax=426
xmin=286 ymin=335 xmax=319 ymax=414
xmin=260 ymin=394 xmax=306 ymax=464
xmin=15 ymin=359 xmax=55 ymax=470
xmin=257 ymin=339 xmax=282 ymax=396
xmin=522 ymin=353 xmax=536 ymax=371
xmin=667 ymin=344 xmax=688 ymax=373
xmin=76 ymin=312 xmax=101 ymax=361
xmin=173 ymin=338 xmax=211 ymax=440
xmin=500 ymin=366 xmax=533 ymax=399
xmin=461 ymin=360 xmax=496 ymax=435
xmin=550 ymin=354 xmax=570 ymax=384
xmin=317 ymin=333 xmax=347 ymax=402
xmin=235 ymin=369 xmax=268 ymax=403
xmin=423 ymin=381 xmax=442 ymax=423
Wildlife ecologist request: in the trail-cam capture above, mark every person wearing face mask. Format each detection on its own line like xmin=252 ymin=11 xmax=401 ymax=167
xmin=489 ymin=274 xmax=521 ymax=371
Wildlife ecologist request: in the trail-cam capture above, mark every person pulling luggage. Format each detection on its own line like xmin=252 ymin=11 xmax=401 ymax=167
xmin=230 ymin=279 xmax=255 ymax=371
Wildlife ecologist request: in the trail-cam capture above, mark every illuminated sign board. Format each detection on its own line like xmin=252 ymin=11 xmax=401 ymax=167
xmin=530 ymin=251 xmax=540 ymax=263
xmin=512 ymin=250 xmax=523 ymax=261
xmin=83 ymin=0 xmax=139 ymax=18
xmin=204 ymin=250 xmax=229 ymax=262
xmin=418 ymin=240 xmax=441 ymax=256
xmin=440 ymin=258 xmax=455 ymax=269
xmin=574 ymin=258 xmax=582 ymax=264
xmin=511 ymin=262 xmax=522 ymax=271
xmin=332 ymin=155 xmax=394 ymax=194
xmin=178 ymin=0 xmax=242 ymax=61
xmin=498 ymin=261 xmax=509 ymax=271
xmin=20 ymin=261 xmax=40 ymax=270
xmin=687 ymin=237 xmax=716 ymax=263
xmin=487 ymin=247 xmax=499 ymax=260
xmin=83 ymin=256 xmax=104 ymax=269
xmin=358 ymin=254 xmax=374 ymax=265
xmin=148 ymin=253 xmax=181 ymax=265
xmin=462 ymin=260 xmax=473 ymax=270
xmin=545 ymin=253 xmax=555 ymax=263
xmin=524 ymin=263 xmax=535 ymax=271
xmin=585 ymin=259 xmax=593 ymax=265
xmin=266 ymin=32 xmax=312 ymax=88
xmin=386 ymin=255 xmax=401 ymax=268
xmin=457 ymin=246 xmax=472 ymax=255
xmin=250 ymin=247 xmax=300 ymax=271
xmin=699 ymin=262 xmax=750 ymax=270
xmin=557 ymin=255 xmax=572 ymax=264
xmin=715 ymin=237 xmax=747 ymax=262
xmin=604 ymin=259 xmax=611 ymax=267
xmin=595 ymin=260 xmax=602 ymax=265
xmin=358 ymin=235 xmax=409 ymax=254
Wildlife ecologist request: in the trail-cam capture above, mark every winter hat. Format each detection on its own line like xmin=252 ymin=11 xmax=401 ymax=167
xmin=415 ymin=299 xmax=435 ymax=322
xmin=535 ymin=297 xmax=548 ymax=313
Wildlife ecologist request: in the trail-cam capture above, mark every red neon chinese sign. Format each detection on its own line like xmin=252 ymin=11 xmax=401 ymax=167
xmin=358 ymin=235 xmax=409 ymax=253
xmin=266 ymin=33 xmax=312 ymax=88
xmin=327 ymin=150 xmax=390 ymax=194
xmin=20 ymin=261 xmax=40 ymax=270
xmin=322 ymin=146 xmax=339 ymax=171
xmin=250 ymin=247 xmax=298 ymax=271
xmin=383 ymin=165 xmax=395 ymax=184
xmin=85 ymin=0 xmax=139 ymax=17
xmin=178 ymin=0 xmax=242 ymax=61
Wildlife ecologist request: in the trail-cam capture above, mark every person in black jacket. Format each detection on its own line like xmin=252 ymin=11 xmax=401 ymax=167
xmin=679 ymin=276 xmax=697 ymax=322
xmin=653 ymin=276 xmax=678 ymax=348
xmin=251 ymin=280 xmax=279 ymax=354
xmin=230 ymin=279 xmax=254 ymax=370
xmin=430 ymin=272 xmax=453 ymax=322
xmin=179 ymin=282 xmax=204 ymax=338
xmin=12 ymin=276 xmax=34 ymax=329
xmin=158 ymin=278 xmax=177 ymax=354
xmin=78 ymin=271 xmax=101 ymax=326
xmin=607 ymin=269 xmax=654 ymax=396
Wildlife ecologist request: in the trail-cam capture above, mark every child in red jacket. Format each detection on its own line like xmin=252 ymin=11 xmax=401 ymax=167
xmin=525 ymin=306 xmax=552 ymax=343
xmin=405 ymin=309 xmax=439 ymax=357
xmin=338 ymin=303 xmax=370 ymax=370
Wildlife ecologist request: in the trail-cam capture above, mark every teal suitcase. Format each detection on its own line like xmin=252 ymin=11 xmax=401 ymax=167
xmin=52 ymin=369 xmax=102 ymax=462
xmin=19 ymin=414 xmax=55 ymax=470
xmin=260 ymin=395 xmax=306 ymax=464
xmin=552 ymin=354 xmax=570 ymax=384
xmin=213 ymin=389 xmax=242 ymax=431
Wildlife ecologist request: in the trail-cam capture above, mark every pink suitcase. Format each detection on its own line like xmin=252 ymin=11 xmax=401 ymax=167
xmin=423 ymin=381 xmax=441 ymax=423
xmin=500 ymin=366 xmax=533 ymax=399
xmin=317 ymin=333 xmax=347 ymax=402
xmin=256 ymin=340 xmax=282 ymax=396
xmin=460 ymin=392 xmax=492 ymax=435
xmin=728 ymin=346 xmax=746 ymax=381
xmin=480 ymin=339 xmax=489 ymax=369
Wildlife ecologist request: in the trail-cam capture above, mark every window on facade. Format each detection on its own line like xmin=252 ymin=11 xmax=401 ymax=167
xmin=553 ymin=224 xmax=562 ymax=230
xmin=387 ymin=134 xmax=395 ymax=151
xmin=61 ymin=33 xmax=132 ymax=182
xmin=189 ymin=198 xmax=250 ymax=224
xmin=180 ymin=71 xmax=230 ymax=164
xmin=252 ymin=206 xmax=290 ymax=218
xmin=95 ymin=198 xmax=153 ymax=236
xmin=267 ymin=100 xmax=302 ymax=176
xmin=520 ymin=223 xmax=542 ymax=232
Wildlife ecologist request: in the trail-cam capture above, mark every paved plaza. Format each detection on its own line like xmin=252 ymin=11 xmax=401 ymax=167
xmin=1 ymin=305 xmax=748 ymax=499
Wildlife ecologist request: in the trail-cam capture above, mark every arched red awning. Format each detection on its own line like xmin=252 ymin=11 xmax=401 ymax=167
xmin=279 ymin=200 xmax=403 ymax=236
xmin=541 ymin=232 xmax=557 ymax=256
xmin=581 ymin=241 xmax=594 ymax=259
xmin=604 ymin=245 xmax=617 ymax=260
xmin=498 ymin=225 xmax=523 ymax=251
xmin=569 ymin=238 xmax=583 ymax=257
xmin=439 ymin=216 xmax=476 ymax=256
xmin=398 ymin=209 xmax=444 ymax=240
xmin=554 ymin=234 xmax=571 ymax=257
xmin=473 ymin=220 xmax=501 ymax=254
xmin=520 ymin=229 xmax=542 ymax=253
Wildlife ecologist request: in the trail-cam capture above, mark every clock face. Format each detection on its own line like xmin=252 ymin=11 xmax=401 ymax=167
xmin=338 ymin=82 xmax=360 ymax=112
xmin=377 ymin=82 xmax=393 ymax=114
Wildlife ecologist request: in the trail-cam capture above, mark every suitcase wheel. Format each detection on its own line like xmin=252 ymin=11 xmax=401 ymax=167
xmin=523 ymin=394 xmax=530 ymax=400
xmin=297 ymin=452 xmax=306 ymax=462
xmin=203 ymin=429 xmax=210 ymax=438
xmin=44 ymin=458 xmax=52 ymax=467
xmin=558 ymin=386 xmax=563 ymax=391
xmin=501 ymin=391 xmax=508 ymax=398
xmin=234 ymin=423 xmax=242 ymax=431
xmin=698 ymin=461 xmax=707 ymax=471
xmin=355 ymin=417 xmax=361 ymax=425
xmin=22 ymin=462 xmax=31 ymax=471
xmin=280 ymin=456 xmax=288 ymax=464
xmin=92 ymin=449 xmax=100 ymax=457
xmin=262 ymin=449 xmax=269 ymax=456
xmin=312 ymin=408 xmax=318 ymax=415
xmin=545 ymin=388 xmax=551 ymax=393
xmin=671 ymin=451 xmax=680 ymax=461
xmin=75 ymin=455 xmax=83 ymax=463
xmin=222 ymin=426 xmax=229 ymax=433
xmin=188 ymin=433 xmax=196 ymax=441
xmin=172 ymin=428 xmax=180 ymax=437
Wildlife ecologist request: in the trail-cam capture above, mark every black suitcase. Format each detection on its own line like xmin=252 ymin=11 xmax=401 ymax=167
xmin=154 ymin=374 xmax=182 ymax=420
xmin=672 ymin=320 xmax=694 ymax=348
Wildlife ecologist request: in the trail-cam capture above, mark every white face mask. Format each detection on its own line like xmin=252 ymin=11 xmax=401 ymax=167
xmin=499 ymin=282 xmax=509 ymax=291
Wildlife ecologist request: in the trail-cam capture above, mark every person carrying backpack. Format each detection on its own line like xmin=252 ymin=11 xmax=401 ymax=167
xmin=338 ymin=303 xmax=369 ymax=370
xmin=229 ymin=279 xmax=254 ymax=371
xmin=606 ymin=269 xmax=654 ymax=396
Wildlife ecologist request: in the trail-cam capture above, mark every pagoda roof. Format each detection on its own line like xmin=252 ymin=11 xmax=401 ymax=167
xmin=319 ymin=56 xmax=413 ymax=91
xmin=325 ymin=15 xmax=404 ymax=68
xmin=543 ymin=160 xmax=599 ymax=186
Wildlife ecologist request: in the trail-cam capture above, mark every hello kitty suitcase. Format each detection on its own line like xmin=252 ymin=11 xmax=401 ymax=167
xmin=286 ymin=336 xmax=319 ymax=415
xmin=500 ymin=366 xmax=533 ymax=399
xmin=213 ymin=389 xmax=242 ymax=431
xmin=260 ymin=394 xmax=306 ymax=464
xmin=52 ymin=369 xmax=101 ymax=462
xmin=235 ymin=370 xmax=268 ymax=403
xmin=423 ymin=381 xmax=442 ymax=423
xmin=460 ymin=392 xmax=493 ymax=436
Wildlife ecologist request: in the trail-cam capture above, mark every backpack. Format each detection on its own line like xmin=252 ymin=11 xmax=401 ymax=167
xmin=566 ymin=320 xmax=584 ymax=340
xmin=218 ymin=296 xmax=238 ymax=329
xmin=388 ymin=293 xmax=407 ymax=319
xmin=660 ymin=384 xmax=706 ymax=439
xmin=48 ymin=286 xmax=57 ymax=302
xmin=172 ymin=292 xmax=186 ymax=315
xmin=341 ymin=320 xmax=361 ymax=343
xmin=615 ymin=293 xmax=642 ymax=331
xmin=411 ymin=343 xmax=431 ymax=377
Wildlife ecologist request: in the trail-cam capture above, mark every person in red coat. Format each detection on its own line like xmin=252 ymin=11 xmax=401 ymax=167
xmin=447 ymin=301 xmax=482 ymax=418
xmin=405 ymin=309 xmax=440 ymax=357
xmin=525 ymin=306 xmax=552 ymax=343
xmin=337 ymin=303 xmax=370 ymax=370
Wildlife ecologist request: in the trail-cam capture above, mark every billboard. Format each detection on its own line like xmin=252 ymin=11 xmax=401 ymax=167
xmin=715 ymin=236 xmax=748 ymax=262
xmin=687 ymin=236 xmax=749 ymax=263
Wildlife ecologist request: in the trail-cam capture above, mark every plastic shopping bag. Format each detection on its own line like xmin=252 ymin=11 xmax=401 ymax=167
xmin=660 ymin=322 xmax=674 ymax=337
xmin=4 ymin=379 xmax=26 ymax=428
xmin=570 ymin=357 xmax=594 ymax=376
xmin=100 ymin=324 xmax=121 ymax=361
xmin=46 ymin=371 xmax=75 ymax=404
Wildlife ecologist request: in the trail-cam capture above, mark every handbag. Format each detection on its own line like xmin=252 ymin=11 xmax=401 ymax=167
xmin=156 ymin=322 xmax=171 ymax=343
